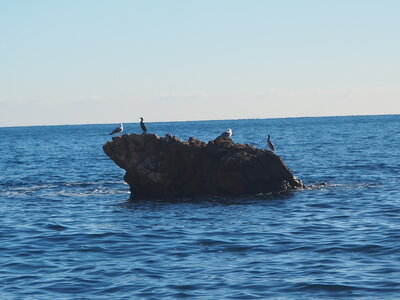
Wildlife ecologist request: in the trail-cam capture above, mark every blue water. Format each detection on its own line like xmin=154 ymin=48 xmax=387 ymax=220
xmin=1 ymin=115 xmax=399 ymax=299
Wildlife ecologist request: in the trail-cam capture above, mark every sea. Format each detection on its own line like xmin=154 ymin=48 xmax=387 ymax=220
xmin=0 ymin=115 xmax=399 ymax=299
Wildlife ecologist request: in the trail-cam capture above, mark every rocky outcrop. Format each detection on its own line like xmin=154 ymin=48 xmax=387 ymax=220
xmin=103 ymin=134 xmax=305 ymax=199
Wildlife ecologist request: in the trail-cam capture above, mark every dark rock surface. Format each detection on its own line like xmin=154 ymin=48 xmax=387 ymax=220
xmin=103 ymin=134 xmax=305 ymax=199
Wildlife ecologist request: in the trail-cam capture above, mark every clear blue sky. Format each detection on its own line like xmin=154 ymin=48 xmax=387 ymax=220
xmin=1 ymin=0 xmax=399 ymax=126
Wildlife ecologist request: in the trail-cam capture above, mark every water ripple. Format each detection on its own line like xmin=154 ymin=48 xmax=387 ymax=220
xmin=1 ymin=117 xmax=400 ymax=298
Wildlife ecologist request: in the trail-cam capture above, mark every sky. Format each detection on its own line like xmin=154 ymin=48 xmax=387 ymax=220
xmin=1 ymin=0 xmax=399 ymax=126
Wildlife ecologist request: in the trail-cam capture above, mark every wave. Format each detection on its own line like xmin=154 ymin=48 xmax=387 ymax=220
xmin=307 ymin=182 xmax=383 ymax=191
xmin=0 ymin=181 xmax=130 ymax=199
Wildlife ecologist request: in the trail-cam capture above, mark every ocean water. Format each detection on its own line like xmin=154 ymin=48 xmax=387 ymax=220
xmin=0 ymin=115 xmax=399 ymax=299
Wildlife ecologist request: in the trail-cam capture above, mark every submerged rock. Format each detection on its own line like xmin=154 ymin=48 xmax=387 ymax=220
xmin=103 ymin=134 xmax=305 ymax=199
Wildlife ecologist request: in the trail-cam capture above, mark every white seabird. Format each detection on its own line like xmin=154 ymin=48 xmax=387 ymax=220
xmin=267 ymin=134 xmax=275 ymax=151
xmin=216 ymin=128 xmax=233 ymax=139
xmin=109 ymin=123 xmax=123 ymax=135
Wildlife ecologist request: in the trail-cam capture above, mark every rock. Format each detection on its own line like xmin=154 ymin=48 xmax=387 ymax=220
xmin=103 ymin=133 xmax=305 ymax=199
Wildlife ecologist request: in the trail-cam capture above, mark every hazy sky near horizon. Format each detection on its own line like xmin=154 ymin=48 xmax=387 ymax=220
xmin=1 ymin=0 xmax=399 ymax=126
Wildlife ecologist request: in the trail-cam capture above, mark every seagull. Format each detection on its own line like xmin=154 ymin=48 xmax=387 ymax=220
xmin=140 ymin=117 xmax=147 ymax=134
xmin=267 ymin=134 xmax=275 ymax=151
xmin=109 ymin=123 xmax=123 ymax=135
xmin=216 ymin=128 xmax=233 ymax=139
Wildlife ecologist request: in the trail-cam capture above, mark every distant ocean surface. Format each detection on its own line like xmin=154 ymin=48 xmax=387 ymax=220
xmin=1 ymin=115 xmax=399 ymax=299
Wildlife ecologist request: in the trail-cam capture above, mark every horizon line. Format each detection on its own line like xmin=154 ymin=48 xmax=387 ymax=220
xmin=0 ymin=113 xmax=399 ymax=128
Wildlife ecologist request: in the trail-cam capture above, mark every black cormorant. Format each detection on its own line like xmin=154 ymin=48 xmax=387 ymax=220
xmin=140 ymin=117 xmax=147 ymax=134
xmin=267 ymin=134 xmax=275 ymax=151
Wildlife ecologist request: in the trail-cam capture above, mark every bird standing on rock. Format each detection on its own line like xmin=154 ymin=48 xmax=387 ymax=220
xmin=140 ymin=117 xmax=148 ymax=134
xmin=109 ymin=123 xmax=123 ymax=135
xmin=267 ymin=134 xmax=275 ymax=151
xmin=216 ymin=128 xmax=233 ymax=139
